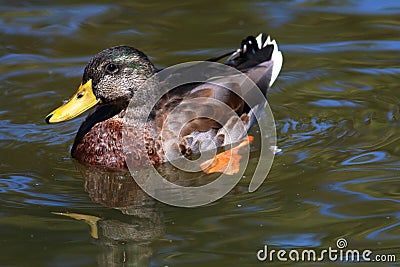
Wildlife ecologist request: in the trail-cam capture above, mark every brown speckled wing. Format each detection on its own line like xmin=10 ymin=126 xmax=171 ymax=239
xmin=152 ymin=80 xmax=262 ymax=161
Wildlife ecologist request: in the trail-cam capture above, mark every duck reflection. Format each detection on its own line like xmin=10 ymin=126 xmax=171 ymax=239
xmin=68 ymin=133 xmax=261 ymax=266
xmin=75 ymin=163 xmax=165 ymax=267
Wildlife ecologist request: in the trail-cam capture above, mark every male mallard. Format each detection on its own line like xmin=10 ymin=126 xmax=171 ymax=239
xmin=46 ymin=33 xmax=283 ymax=171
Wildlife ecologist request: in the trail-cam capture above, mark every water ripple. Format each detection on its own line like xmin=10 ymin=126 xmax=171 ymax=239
xmin=282 ymin=40 xmax=400 ymax=54
xmin=341 ymin=152 xmax=387 ymax=166
xmin=329 ymin=177 xmax=400 ymax=204
xmin=267 ymin=233 xmax=322 ymax=248
xmin=0 ymin=4 xmax=113 ymax=36
xmin=0 ymin=173 xmax=74 ymax=207
xmin=0 ymin=119 xmax=76 ymax=146
xmin=309 ymin=99 xmax=363 ymax=108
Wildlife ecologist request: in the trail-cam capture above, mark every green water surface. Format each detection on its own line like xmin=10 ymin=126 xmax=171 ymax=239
xmin=1 ymin=0 xmax=399 ymax=266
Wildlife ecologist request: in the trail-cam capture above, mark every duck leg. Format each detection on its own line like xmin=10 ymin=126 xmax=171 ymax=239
xmin=200 ymin=136 xmax=254 ymax=175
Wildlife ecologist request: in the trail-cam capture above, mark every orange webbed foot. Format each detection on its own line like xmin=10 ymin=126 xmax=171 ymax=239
xmin=200 ymin=136 xmax=254 ymax=175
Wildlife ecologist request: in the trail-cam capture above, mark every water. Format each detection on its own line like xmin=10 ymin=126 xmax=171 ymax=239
xmin=1 ymin=0 xmax=400 ymax=266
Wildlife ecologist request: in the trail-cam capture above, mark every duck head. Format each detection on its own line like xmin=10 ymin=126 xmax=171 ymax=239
xmin=45 ymin=46 xmax=155 ymax=123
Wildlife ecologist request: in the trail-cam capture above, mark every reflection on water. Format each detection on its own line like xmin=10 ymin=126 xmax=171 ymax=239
xmin=77 ymin=164 xmax=165 ymax=266
xmin=0 ymin=0 xmax=400 ymax=266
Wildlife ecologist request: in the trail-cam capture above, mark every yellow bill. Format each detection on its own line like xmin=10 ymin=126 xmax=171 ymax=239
xmin=45 ymin=79 xmax=101 ymax=123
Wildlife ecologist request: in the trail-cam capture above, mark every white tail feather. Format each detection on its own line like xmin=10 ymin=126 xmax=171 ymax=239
xmin=255 ymin=33 xmax=283 ymax=87
xmin=226 ymin=33 xmax=283 ymax=88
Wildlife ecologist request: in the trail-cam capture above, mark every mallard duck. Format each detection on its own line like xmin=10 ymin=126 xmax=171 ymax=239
xmin=46 ymin=33 xmax=283 ymax=171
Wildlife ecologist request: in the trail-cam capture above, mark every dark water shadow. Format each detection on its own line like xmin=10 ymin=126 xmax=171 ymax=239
xmin=75 ymin=163 xmax=164 ymax=267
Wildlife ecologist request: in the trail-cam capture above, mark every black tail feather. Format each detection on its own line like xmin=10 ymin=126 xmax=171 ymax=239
xmin=206 ymin=50 xmax=236 ymax=62
xmin=227 ymin=34 xmax=274 ymax=70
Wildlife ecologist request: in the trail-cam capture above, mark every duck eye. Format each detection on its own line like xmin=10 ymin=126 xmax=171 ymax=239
xmin=105 ymin=63 xmax=119 ymax=74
